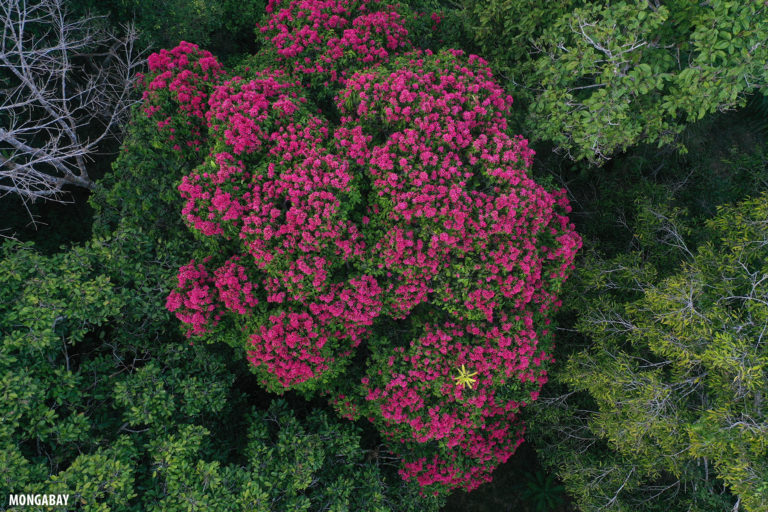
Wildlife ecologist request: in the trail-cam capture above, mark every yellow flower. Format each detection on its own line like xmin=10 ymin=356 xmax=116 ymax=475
xmin=453 ymin=364 xmax=478 ymax=389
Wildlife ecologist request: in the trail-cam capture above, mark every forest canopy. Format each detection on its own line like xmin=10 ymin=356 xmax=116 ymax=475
xmin=1 ymin=1 xmax=767 ymax=511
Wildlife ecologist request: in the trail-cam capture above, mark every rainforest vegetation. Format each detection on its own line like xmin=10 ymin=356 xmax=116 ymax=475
xmin=1 ymin=1 xmax=767 ymax=510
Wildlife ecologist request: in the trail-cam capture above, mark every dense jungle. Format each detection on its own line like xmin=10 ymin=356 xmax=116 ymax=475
xmin=1 ymin=1 xmax=767 ymax=511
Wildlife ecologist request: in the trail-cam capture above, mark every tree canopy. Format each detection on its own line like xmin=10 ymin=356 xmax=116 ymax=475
xmin=2 ymin=0 xmax=768 ymax=510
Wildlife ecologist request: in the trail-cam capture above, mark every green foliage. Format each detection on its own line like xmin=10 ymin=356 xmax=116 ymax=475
xmin=518 ymin=470 xmax=566 ymax=512
xmin=0 ymin=233 xmax=443 ymax=511
xmin=47 ymin=443 xmax=138 ymax=511
xmin=10 ymin=2 xmax=768 ymax=510
xmin=529 ymin=190 xmax=768 ymax=511
xmin=144 ymin=402 xmax=442 ymax=511
xmin=69 ymin=0 xmax=266 ymax=58
xmin=452 ymin=0 xmax=576 ymax=77
xmin=400 ymin=0 xmax=472 ymax=54
xmin=449 ymin=0 xmax=768 ymax=163
xmin=90 ymin=106 xmax=201 ymax=243
xmin=1 ymin=76 xmax=442 ymax=507
xmin=0 ymin=241 xmax=130 ymax=509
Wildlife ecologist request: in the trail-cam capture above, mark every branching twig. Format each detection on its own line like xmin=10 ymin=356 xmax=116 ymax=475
xmin=0 ymin=0 xmax=144 ymax=210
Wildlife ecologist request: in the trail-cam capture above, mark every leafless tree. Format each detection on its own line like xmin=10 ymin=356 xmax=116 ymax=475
xmin=0 ymin=0 xmax=143 ymax=208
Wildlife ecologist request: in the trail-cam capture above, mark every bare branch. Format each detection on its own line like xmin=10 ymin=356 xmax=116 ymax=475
xmin=0 ymin=0 xmax=144 ymax=208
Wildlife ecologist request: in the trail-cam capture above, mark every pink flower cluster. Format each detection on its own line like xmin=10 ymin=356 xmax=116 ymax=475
xmin=336 ymin=50 xmax=580 ymax=327
xmin=213 ymin=257 xmax=259 ymax=314
xmin=165 ymin=256 xmax=260 ymax=337
xmin=206 ymin=71 xmax=304 ymax=155
xmin=152 ymin=27 xmax=581 ymax=495
xmin=260 ymin=0 xmax=411 ymax=86
xmin=331 ymin=49 xmax=580 ymax=492
xmin=140 ymin=41 xmax=225 ymax=152
xmin=361 ymin=318 xmax=548 ymax=492
xmin=166 ymin=259 xmax=222 ymax=336
xmin=173 ymin=67 xmax=386 ymax=392
xmin=246 ymin=276 xmax=382 ymax=388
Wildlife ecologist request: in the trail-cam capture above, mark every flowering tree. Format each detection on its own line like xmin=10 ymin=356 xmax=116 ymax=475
xmin=153 ymin=0 xmax=581 ymax=496
xmin=337 ymin=50 xmax=581 ymax=492
xmin=258 ymin=0 xmax=412 ymax=89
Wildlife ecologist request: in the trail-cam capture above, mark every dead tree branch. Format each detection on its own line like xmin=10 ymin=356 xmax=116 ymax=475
xmin=0 ymin=0 xmax=143 ymax=206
